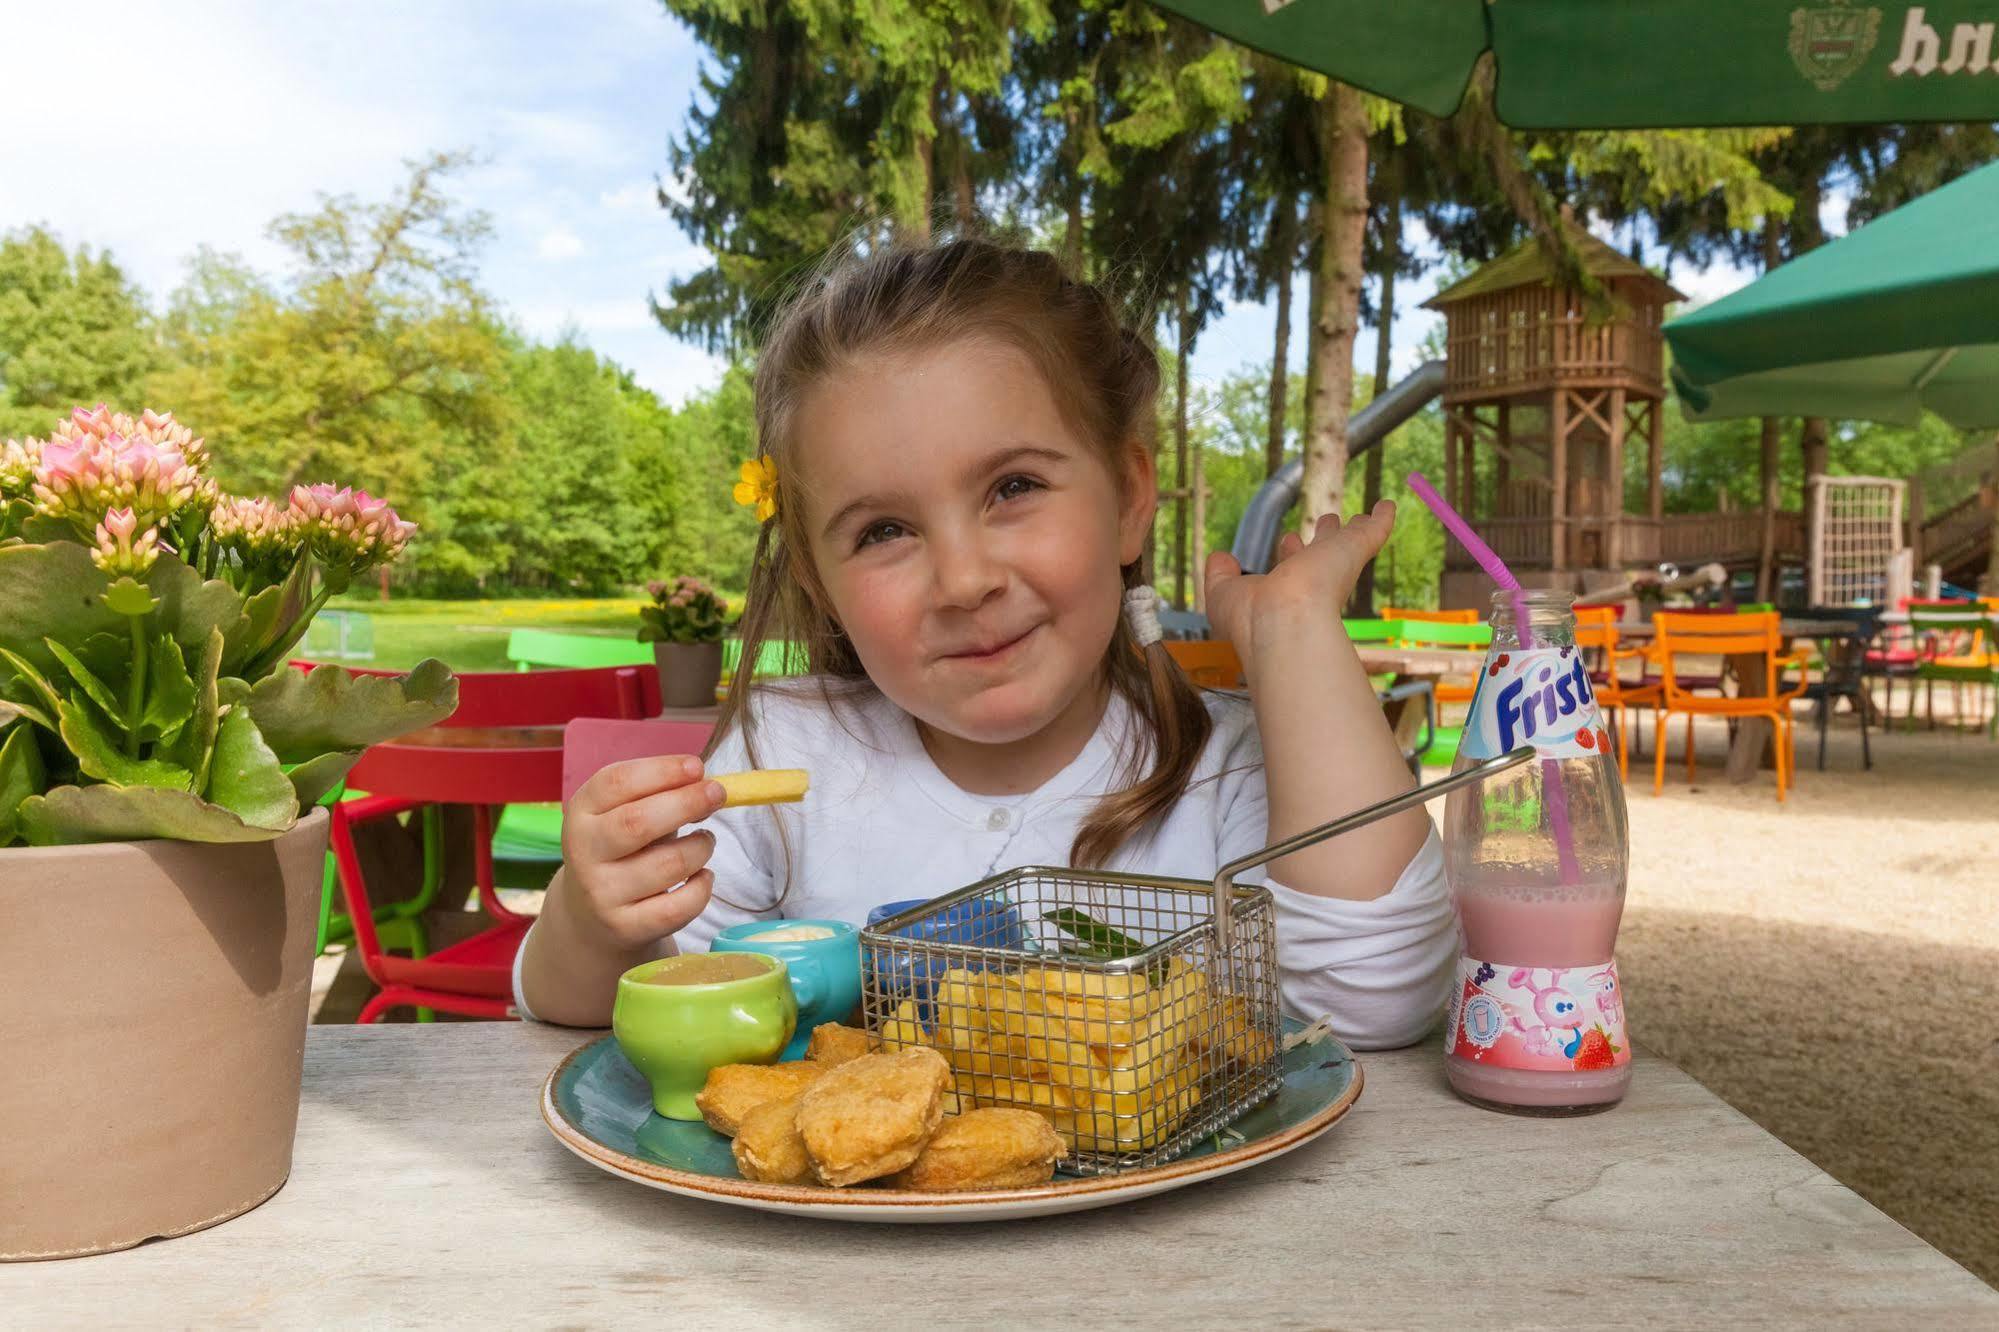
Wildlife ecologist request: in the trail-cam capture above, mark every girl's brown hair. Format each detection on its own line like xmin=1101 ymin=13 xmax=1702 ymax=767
xmin=710 ymin=237 xmax=1212 ymax=871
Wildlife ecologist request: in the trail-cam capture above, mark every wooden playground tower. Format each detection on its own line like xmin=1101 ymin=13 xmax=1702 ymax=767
xmin=1428 ymin=230 xmax=1806 ymax=608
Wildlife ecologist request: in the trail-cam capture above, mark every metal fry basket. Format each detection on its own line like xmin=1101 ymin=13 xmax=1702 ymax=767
xmin=859 ymin=749 xmax=1535 ymax=1176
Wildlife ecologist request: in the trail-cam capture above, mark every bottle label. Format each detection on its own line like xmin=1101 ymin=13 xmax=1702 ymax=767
xmin=1458 ymin=647 xmax=1609 ymax=761
xmin=1444 ymin=956 xmax=1629 ymax=1072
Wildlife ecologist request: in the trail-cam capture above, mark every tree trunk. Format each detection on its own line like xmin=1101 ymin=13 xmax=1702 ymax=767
xmin=1174 ymin=290 xmax=1191 ymax=610
xmin=910 ymin=78 xmax=944 ymax=241
xmin=952 ymin=128 xmax=975 ymax=228
xmin=1063 ymin=176 xmax=1085 ymax=274
xmin=1265 ymin=190 xmax=1297 ymax=481
xmin=1354 ymin=191 xmax=1399 ymax=617
xmin=1984 ymin=437 xmax=1999 ymax=596
xmin=1756 ymin=220 xmax=1783 ymax=602
xmin=1756 ymin=417 xmax=1782 ymax=601
xmin=1301 ymin=82 xmax=1369 ymax=530
xmin=1301 ymin=201 xmax=1324 ymax=468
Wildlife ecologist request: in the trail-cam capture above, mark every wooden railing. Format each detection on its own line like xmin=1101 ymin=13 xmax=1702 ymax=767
xmin=1920 ymin=492 xmax=1990 ymax=570
xmin=1444 ymin=517 xmax=1552 ymax=570
xmin=1446 ymin=510 xmax=1803 ymax=571
xmin=1442 ymin=288 xmax=1665 ymax=400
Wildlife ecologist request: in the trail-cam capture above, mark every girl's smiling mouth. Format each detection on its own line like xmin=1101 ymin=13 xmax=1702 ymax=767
xmin=941 ymin=623 xmax=1040 ymax=663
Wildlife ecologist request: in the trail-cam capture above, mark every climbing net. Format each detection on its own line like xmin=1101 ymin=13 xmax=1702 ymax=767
xmin=1808 ymin=476 xmax=1906 ymax=607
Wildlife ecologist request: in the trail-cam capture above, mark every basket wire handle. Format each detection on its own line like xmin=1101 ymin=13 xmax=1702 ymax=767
xmin=1210 ymin=747 xmax=1537 ymax=954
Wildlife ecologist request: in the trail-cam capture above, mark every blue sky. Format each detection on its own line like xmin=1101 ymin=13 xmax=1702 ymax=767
xmin=4 ymin=1 xmax=1757 ymax=409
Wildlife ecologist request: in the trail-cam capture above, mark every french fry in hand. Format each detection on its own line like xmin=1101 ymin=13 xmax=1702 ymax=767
xmin=712 ymin=768 xmax=810 ymax=807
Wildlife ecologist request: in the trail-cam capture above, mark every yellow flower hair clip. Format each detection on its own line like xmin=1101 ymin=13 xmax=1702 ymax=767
xmin=732 ymin=456 xmax=778 ymax=523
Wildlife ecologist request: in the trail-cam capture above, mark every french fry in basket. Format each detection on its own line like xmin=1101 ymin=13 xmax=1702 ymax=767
xmin=711 ymin=768 xmax=810 ymax=807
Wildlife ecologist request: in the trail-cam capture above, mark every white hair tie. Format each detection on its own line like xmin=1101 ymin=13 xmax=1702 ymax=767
xmin=1124 ymin=584 xmax=1165 ymax=647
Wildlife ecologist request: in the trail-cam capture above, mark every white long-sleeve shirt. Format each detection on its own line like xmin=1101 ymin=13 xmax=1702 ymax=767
xmin=517 ymin=680 xmax=1456 ymax=1049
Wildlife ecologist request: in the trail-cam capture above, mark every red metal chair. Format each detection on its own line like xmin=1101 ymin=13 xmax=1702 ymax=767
xmin=324 ymin=664 xmax=681 ymax=1022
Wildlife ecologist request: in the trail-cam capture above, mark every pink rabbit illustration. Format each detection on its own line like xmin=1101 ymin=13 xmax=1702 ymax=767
xmin=1507 ymin=968 xmax=1591 ymax=1058
xmin=1586 ymin=966 xmax=1623 ymax=1031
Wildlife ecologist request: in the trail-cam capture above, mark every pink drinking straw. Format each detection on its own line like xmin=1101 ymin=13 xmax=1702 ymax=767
xmin=1405 ymin=472 xmax=1581 ymax=884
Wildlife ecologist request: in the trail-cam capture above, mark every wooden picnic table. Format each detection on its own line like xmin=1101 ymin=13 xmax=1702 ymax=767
xmin=1353 ymin=645 xmax=1485 ymax=760
xmin=6 ymin=1024 xmax=1989 ymax=1326
xmin=1615 ymin=618 xmax=1869 ymax=783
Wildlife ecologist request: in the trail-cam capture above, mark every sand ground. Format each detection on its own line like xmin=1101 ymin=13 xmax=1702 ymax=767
xmin=310 ymin=699 xmax=1999 ymax=1286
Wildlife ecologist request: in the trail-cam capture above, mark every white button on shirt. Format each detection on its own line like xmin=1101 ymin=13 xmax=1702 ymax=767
xmin=514 ymin=680 xmax=1457 ymax=1049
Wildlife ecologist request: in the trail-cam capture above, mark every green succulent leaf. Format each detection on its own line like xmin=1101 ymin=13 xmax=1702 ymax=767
xmin=102 ymin=577 xmax=160 ymax=617
xmin=203 ymin=702 xmax=298 ymax=831
xmin=140 ymin=635 xmax=197 ymax=744
xmin=245 ymin=658 xmax=457 ymax=763
xmin=223 ymin=553 xmax=312 ymax=677
xmin=167 ymin=629 xmax=225 ymax=791
xmin=285 ymin=750 xmax=360 ymax=808
xmin=57 ymin=696 xmax=194 ymax=791
xmin=15 ymin=513 xmax=77 ymax=544
xmin=0 ymin=646 xmax=67 ymax=724
xmin=0 ymin=543 xmax=123 ymax=672
xmin=0 ymin=696 xmax=55 ymax=734
xmin=16 ymin=784 xmax=290 ymax=845
xmin=0 ymin=721 xmax=48 ymax=846
xmin=44 ymin=639 xmax=126 ymax=726
xmin=141 ymin=555 xmax=248 ymax=655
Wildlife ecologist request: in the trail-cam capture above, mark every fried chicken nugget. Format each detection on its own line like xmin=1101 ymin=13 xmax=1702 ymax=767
xmin=694 ymin=1061 xmax=828 ymax=1138
xmin=885 ymin=1108 xmax=1066 ymax=1192
xmin=731 ymin=1095 xmax=814 ymax=1184
xmin=795 ymin=1047 xmax=953 ymax=1187
xmin=805 ymin=1023 xmax=875 ymax=1066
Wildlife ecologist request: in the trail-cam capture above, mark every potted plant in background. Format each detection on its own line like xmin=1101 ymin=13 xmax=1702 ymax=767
xmin=639 ymin=575 xmax=727 ymax=708
xmin=0 ymin=405 xmax=457 ymax=1261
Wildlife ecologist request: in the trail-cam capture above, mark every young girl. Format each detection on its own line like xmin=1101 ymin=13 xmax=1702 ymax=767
xmin=517 ymin=239 xmax=1453 ymax=1048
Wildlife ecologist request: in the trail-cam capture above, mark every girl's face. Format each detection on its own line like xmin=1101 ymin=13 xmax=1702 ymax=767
xmin=794 ymin=337 xmax=1154 ymax=746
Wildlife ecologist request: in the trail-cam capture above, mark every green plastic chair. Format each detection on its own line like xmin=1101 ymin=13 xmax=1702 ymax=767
xmin=1908 ymin=603 xmax=1998 ymax=732
xmin=1341 ymin=618 xmax=1408 ymax=644
xmin=1390 ymin=621 xmax=1491 ymax=765
xmin=721 ymin=638 xmax=810 ymax=677
xmin=506 ymin=628 xmax=653 ymax=671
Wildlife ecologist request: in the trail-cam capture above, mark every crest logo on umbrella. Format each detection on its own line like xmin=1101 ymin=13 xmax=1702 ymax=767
xmin=1789 ymin=1 xmax=1885 ymax=90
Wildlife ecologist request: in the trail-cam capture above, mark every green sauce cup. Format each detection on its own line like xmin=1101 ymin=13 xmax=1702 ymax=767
xmin=611 ymin=952 xmax=798 ymax=1120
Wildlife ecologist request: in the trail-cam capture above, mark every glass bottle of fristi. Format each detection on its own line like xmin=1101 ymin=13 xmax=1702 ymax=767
xmin=1442 ymin=590 xmax=1632 ymax=1115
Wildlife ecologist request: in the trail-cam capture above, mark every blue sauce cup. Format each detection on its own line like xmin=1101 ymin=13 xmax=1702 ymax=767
xmin=710 ymin=919 xmax=861 ymax=1061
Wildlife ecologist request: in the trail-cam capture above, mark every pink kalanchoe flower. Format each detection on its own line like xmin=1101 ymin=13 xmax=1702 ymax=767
xmin=211 ymin=494 xmax=302 ymax=566
xmin=31 ymin=406 xmax=211 ymax=530
xmin=289 ymin=482 xmax=416 ymax=570
xmin=0 ymin=437 xmax=42 ymax=497
xmin=90 ymin=505 xmax=161 ymax=576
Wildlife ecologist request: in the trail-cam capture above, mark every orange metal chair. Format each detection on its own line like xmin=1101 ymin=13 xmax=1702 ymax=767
xmin=1382 ymin=607 xmax=1481 ymax=703
xmin=1163 ymin=639 xmax=1244 ymax=688
xmin=1648 ymin=612 xmax=1811 ymax=801
xmin=1573 ymin=606 xmax=1658 ymax=782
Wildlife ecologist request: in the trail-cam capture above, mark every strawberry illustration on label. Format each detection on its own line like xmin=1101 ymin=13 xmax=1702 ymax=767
xmin=1572 ymin=1026 xmax=1620 ymax=1071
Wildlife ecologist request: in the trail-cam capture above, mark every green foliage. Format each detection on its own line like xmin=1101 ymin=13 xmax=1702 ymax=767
xmin=0 ymin=228 xmax=157 ymax=440
xmin=1151 ymin=364 xmax=1444 ymax=611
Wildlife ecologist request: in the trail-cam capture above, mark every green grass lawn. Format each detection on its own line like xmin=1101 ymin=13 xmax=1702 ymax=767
xmin=321 ymin=594 xmax=649 ymax=672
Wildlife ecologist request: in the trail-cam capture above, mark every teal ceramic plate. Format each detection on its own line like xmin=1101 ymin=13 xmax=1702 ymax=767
xmin=539 ymin=1019 xmax=1362 ymax=1223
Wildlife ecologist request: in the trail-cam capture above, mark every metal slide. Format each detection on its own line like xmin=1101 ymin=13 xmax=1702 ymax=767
xmin=1229 ymin=359 xmax=1445 ymax=574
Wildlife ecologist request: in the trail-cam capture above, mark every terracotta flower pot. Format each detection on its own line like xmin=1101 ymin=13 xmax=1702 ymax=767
xmin=0 ymin=808 xmax=330 ymax=1261
xmin=654 ymin=640 xmax=725 ymax=709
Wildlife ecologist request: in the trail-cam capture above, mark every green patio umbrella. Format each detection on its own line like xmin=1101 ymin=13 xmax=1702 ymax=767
xmin=1665 ymin=159 xmax=1999 ymax=427
xmin=1147 ymin=0 xmax=1999 ymax=128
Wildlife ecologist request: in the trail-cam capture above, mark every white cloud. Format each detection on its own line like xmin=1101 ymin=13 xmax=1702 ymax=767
xmin=538 ymin=226 xmax=586 ymax=261
xmin=600 ymin=183 xmax=656 ymax=211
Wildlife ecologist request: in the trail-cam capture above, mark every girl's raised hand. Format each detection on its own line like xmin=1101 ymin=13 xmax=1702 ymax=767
xmin=1203 ymin=500 xmax=1396 ymax=674
xmin=552 ymin=755 xmax=725 ymax=951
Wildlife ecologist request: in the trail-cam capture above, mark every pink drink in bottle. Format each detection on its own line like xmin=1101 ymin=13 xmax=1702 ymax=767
xmin=1443 ymin=590 xmax=1632 ymax=1114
